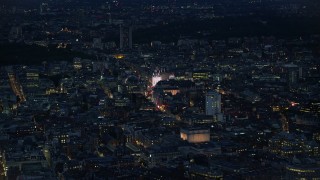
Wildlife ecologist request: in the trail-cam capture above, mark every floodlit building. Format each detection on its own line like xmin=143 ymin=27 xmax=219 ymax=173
xmin=180 ymin=128 xmax=210 ymax=143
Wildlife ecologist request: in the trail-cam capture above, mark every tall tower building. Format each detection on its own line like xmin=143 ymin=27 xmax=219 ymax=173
xmin=129 ymin=26 xmax=133 ymax=49
xmin=120 ymin=25 xmax=124 ymax=49
xmin=40 ymin=3 xmax=48 ymax=15
xmin=205 ymin=91 xmax=221 ymax=116
xmin=107 ymin=13 xmax=112 ymax=24
xmin=205 ymin=91 xmax=224 ymax=122
xmin=119 ymin=25 xmax=133 ymax=50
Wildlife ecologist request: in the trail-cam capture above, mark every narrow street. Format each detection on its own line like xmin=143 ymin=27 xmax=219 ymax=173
xmin=8 ymin=72 xmax=26 ymax=102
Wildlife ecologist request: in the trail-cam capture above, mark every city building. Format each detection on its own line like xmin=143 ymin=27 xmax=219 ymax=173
xmin=180 ymin=128 xmax=210 ymax=143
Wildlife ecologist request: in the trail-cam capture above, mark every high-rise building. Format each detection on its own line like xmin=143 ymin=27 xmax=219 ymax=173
xmin=129 ymin=26 xmax=132 ymax=49
xmin=288 ymin=70 xmax=298 ymax=84
xmin=40 ymin=3 xmax=49 ymax=15
xmin=119 ymin=25 xmax=133 ymax=49
xmin=205 ymin=91 xmax=224 ymax=122
xmin=205 ymin=91 xmax=221 ymax=116
xmin=107 ymin=13 xmax=112 ymax=24
xmin=26 ymin=69 xmax=40 ymax=88
xmin=120 ymin=25 xmax=123 ymax=49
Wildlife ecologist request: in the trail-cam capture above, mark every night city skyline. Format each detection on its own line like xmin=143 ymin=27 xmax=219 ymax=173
xmin=0 ymin=0 xmax=320 ymax=179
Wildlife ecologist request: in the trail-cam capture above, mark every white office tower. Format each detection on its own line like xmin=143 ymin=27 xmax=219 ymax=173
xmin=205 ymin=91 xmax=224 ymax=122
